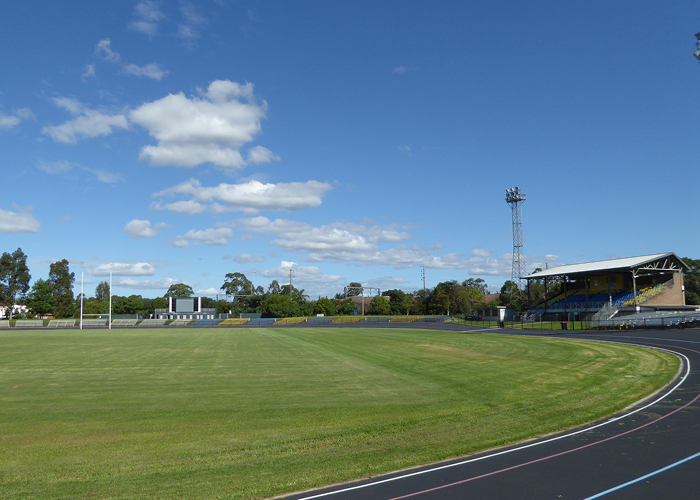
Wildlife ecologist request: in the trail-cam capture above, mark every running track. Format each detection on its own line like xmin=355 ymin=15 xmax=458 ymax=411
xmin=281 ymin=326 xmax=700 ymax=500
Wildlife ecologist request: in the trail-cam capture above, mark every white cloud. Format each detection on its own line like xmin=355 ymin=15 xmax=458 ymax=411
xmin=0 ymin=114 xmax=20 ymax=129
xmin=114 ymin=277 xmax=187 ymax=290
xmin=0 ymin=208 xmax=40 ymax=233
xmin=246 ymin=145 xmax=280 ymax=164
xmin=177 ymin=2 xmax=207 ymax=40
xmin=95 ymin=38 xmax=121 ymax=62
xmin=151 ymin=199 xmax=206 ymax=215
xmin=84 ymin=168 xmax=124 ymax=184
xmin=234 ymin=253 xmax=265 ymax=263
xmin=392 ymin=66 xmax=407 ymax=74
xmin=87 ymin=261 xmax=157 ymax=277
xmin=153 ymin=178 xmax=332 ymax=215
xmin=122 ymin=62 xmax=168 ymax=80
xmin=231 ymin=216 xmax=542 ymax=274
xmin=260 ymin=261 xmax=344 ymax=290
xmin=129 ymin=80 xmax=271 ymax=170
xmin=129 ymin=0 xmax=165 ymax=36
xmin=38 ymin=160 xmax=74 ymax=174
xmin=168 ymin=227 xmax=234 ymax=247
xmin=196 ymin=287 xmax=220 ymax=296
xmin=124 ymin=219 xmax=170 ymax=238
xmin=52 ymin=97 xmax=85 ymax=115
xmin=81 ymin=64 xmax=96 ymax=80
xmin=0 ymin=108 xmax=33 ymax=130
xmin=43 ymin=100 xmax=129 ymax=144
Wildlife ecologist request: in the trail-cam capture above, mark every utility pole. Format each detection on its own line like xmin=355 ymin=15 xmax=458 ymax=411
xmin=289 ymin=269 xmax=294 ymax=296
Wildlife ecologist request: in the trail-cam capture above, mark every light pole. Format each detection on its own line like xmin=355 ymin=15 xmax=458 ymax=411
xmin=505 ymin=187 xmax=526 ymax=292
xmin=695 ymin=32 xmax=700 ymax=61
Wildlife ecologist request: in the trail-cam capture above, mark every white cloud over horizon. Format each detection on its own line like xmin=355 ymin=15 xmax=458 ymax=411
xmin=124 ymin=219 xmax=171 ymax=238
xmin=129 ymin=80 xmax=270 ymax=170
xmin=152 ymin=178 xmax=333 ymax=215
xmin=0 ymin=208 xmax=41 ymax=234
xmin=168 ymin=227 xmax=234 ymax=247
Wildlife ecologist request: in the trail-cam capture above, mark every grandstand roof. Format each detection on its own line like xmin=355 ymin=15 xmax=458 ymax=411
xmin=526 ymin=252 xmax=689 ymax=280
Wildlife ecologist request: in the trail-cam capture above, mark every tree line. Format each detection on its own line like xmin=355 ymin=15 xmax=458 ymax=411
xmin=2 ymin=248 xmax=698 ymax=320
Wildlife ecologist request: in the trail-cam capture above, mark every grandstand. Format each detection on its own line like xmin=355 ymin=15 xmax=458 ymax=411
xmin=526 ymin=253 xmax=694 ymax=321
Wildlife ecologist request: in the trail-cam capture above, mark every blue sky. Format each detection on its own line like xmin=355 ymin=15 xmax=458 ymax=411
xmin=1 ymin=1 xmax=698 ymax=299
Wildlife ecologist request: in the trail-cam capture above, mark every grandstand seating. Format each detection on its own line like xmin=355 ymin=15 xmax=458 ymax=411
xmin=219 ymin=318 xmax=250 ymax=326
xmin=305 ymin=317 xmax=333 ymax=324
xmin=247 ymin=318 xmax=277 ymax=325
xmin=110 ymin=319 xmax=138 ymax=327
xmin=274 ymin=317 xmax=307 ymax=325
xmin=0 ymin=320 xmax=9 ymax=328
xmin=189 ymin=319 xmax=223 ymax=326
xmin=82 ymin=319 xmax=108 ymax=327
xmin=168 ymin=319 xmax=191 ymax=326
xmin=331 ymin=316 xmax=363 ymax=323
xmin=139 ymin=319 xmax=168 ymax=327
xmin=48 ymin=319 xmax=76 ymax=327
xmin=14 ymin=320 xmax=45 ymax=328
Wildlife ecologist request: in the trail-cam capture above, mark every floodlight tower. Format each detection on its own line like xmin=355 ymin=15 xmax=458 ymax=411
xmin=505 ymin=187 xmax=526 ymax=291
xmin=695 ymin=32 xmax=700 ymax=61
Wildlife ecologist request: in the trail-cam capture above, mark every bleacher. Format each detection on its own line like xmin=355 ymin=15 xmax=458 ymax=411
xmin=139 ymin=319 xmax=168 ymax=327
xmin=48 ymin=319 xmax=76 ymax=328
xmin=274 ymin=317 xmax=307 ymax=325
xmin=416 ymin=316 xmax=447 ymax=323
xmin=305 ymin=317 xmax=333 ymax=324
xmin=168 ymin=319 xmax=191 ymax=326
xmin=218 ymin=318 xmax=251 ymax=326
xmin=0 ymin=320 xmax=9 ymax=328
xmin=82 ymin=319 xmax=108 ymax=327
xmin=14 ymin=320 xmax=45 ymax=328
xmin=189 ymin=319 xmax=223 ymax=326
xmin=247 ymin=318 xmax=277 ymax=326
xmin=110 ymin=319 xmax=138 ymax=327
xmin=331 ymin=316 xmax=363 ymax=323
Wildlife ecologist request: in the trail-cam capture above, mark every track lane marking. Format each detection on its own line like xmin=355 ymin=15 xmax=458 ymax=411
xmin=582 ymin=451 xmax=700 ymax=499
xmin=292 ymin=345 xmax=691 ymax=500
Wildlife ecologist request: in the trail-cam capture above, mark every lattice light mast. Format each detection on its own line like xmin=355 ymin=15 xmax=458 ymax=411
xmin=505 ymin=187 xmax=526 ymax=291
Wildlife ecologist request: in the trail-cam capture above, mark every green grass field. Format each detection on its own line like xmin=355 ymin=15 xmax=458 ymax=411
xmin=0 ymin=328 xmax=678 ymax=499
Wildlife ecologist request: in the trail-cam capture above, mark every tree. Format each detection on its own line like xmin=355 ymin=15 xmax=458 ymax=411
xmin=221 ymin=272 xmax=255 ymax=296
xmin=462 ymin=278 xmax=488 ymax=295
xmin=267 ymin=280 xmax=282 ymax=295
xmin=383 ymin=289 xmax=407 ymax=316
xmin=368 ymin=296 xmax=391 ymax=315
xmin=682 ymin=258 xmax=700 ymax=305
xmin=164 ymin=283 xmax=194 ymax=298
xmin=335 ymin=298 xmax=355 ymax=315
xmin=313 ymin=297 xmax=337 ymax=316
xmin=27 ymin=279 xmax=54 ymax=318
xmin=499 ymin=280 xmax=526 ymax=312
xmin=0 ymin=248 xmax=31 ymax=320
xmin=345 ymin=282 xmax=363 ymax=297
xmin=48 ymin=259 xmax=75 ymax=318
xmin=95 ymin=281 xmax=110 ymax=302
xmin=262 ymin=294 xmax=299 ymax=318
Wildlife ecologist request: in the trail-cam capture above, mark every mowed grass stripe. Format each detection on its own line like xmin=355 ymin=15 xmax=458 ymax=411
xmin=0 ymin=328 xmax=678 ymax=499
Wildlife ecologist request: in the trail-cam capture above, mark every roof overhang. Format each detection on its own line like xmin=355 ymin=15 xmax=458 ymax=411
xmin=526 ymin=253 xmax=690 ymax=280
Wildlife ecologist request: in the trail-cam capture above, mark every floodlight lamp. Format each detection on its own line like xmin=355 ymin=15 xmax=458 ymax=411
xmin=696 ymin=49 xmax=700 ymax=61
xmin=695 ymin=32 xmax=700 ymax=41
